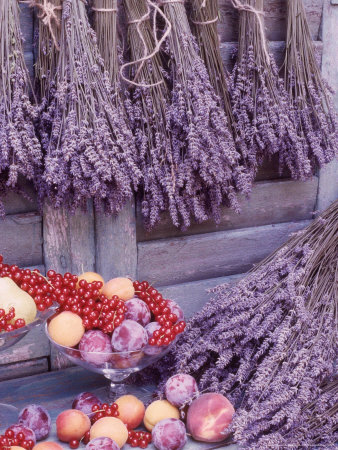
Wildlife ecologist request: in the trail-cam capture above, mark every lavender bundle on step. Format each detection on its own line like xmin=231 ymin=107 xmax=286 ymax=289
xmin=0 ymin=0 xmax=42 ymax=215
xmin=159 ymin=0 xmax=248 ymax=225
xmin=40 ymin=0 xmax=141 ymax=213
xmin=229 ymin=0 xmax=306 ymax=179
xmin=283 ymin=0 xmax=337 ymax=175
xmin=156 ymin=201 xmax=338 ymax=448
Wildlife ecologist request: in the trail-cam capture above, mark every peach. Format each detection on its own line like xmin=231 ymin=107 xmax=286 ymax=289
xmin=102 ymin=277 xmax=135 ymax=301
xmin=11 ymin=447 xmax=25 ymax=450
xmin=115 ymin=395 xmax=145 ymax=429
xmin=56 ymin=409 xmax=91 ymax=442
xmin=33 ymin=444 xmax=63 ymax=450
xmin=90 ymin=417 xmax=128 ymax=448
xmin=187 ymin=393 xmax=235 ymax=442
xmin=144 ymin=400 xmax=180 ymax=431
xmin=77 ymin=272 xmax=104 ymax=291
xmin=48 ymin=311 xmax=85 ymax=347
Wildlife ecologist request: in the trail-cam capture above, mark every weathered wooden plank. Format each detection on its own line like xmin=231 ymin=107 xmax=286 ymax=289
xmin=161 ymin=273 xmax=244 ymax=319
xmin=220 ymin=40 xmax=323 ymax=71
xmin=2 ymin=180 xmax=37 ymax=215
xmin=95 ymin=199 xmax=138 ymax=282
xmin=0 ymin=212 xmax=42 ymax=266
xmin=218 ymin=0 xmax=323 ymax=42
xmin=19 ymin=3 xmax=34 ymax=53
xmin=0 ymin=357 xmax=48 ymax=382
xmin=317 ymin=0 xmax=338 ymax=211
xmin=137 ymin=178 xmax=317 ymax=241
xmin=138 ymin=220 xmax=309 ymax=286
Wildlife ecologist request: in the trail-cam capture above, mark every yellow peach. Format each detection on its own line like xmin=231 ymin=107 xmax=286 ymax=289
xmin=56 ymin=409 xmax=91 ymax=442
xmin=77 ymin=272 xmax=104 ymax=291
xmin=90 ymin=417 xmax=128 ymax=448
xmin=144 ymin=400 xmax=180 ymax=431
xmin=48 ymin=311 xmax=85 ymax=347
xmin=115 ymin=395 xmax=145 ymax=429
xmin=102 ymin=277 xmax=134 ymax=301
xmin=33 ymin=444 xmax=63 ymax=450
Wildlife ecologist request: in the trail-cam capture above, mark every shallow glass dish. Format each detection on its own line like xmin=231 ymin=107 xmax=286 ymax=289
xmin=45 ymin=316 xmax=173 ymax=400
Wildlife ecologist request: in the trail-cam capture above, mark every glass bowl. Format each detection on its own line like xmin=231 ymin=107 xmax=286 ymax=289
xmin=45 ymin=316 xmax=174 ymax=400
xmin=0 ymin=309 xmax=53 ymax=429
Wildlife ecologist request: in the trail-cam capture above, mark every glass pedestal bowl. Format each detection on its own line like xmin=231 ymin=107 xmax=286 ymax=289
xmin=45 ymin=318 xmax=173 ymax=401
xmin=0 ymin=310 xmax=52 ymax=429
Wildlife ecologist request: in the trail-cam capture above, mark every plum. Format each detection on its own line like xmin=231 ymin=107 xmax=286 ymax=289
xmin=145 ymin=322 xmax=161 ymax=337
xmin=166 ymin=300 xmax=184 ymax=321
xmin=144 ymin=322 xmax=162 ymax=356
xmin=125 ymin=298 xmax=151 ymax=326
xmin=72 ymin=392 xmax=101 ymax=415
xmin=152 ymin=418 xmax=187 ymax=450
xmin=111 ymin=320 xmax=148 ymax=352
xmin=7 ymin=424 xmax=36 ymax=445
xmin=86 ymin=437 xmax=119 ymax=450
xmin=79 ymin=330 xmax=113 ymax=365
xmin=18 ymin=404 xmax=51 ymax=441
xmin=165 ymin=374 xmax=199 ymax=407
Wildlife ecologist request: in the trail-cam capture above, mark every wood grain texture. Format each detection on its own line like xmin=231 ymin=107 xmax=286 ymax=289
xmin=95 ymin=199 xmax=138 ymax=281
xmin=217 ymin=0 xmax=323 ymax=42
xmin=2 ymin=180 xmax=37 ymax=215
xmin=0 ymin=357 xmax=48 ymax=382
xmin=19 ymin=3 xmax=34 ymax=53
xmin=0 ymin=212 xmax=42 ymax=266
xmin=138 ymin=220 xmax=310 ymax=286
xmin=317 ymin=0 xmax=338 ymax=211
xmin=137 ymin=178 xmax=317 ymax=241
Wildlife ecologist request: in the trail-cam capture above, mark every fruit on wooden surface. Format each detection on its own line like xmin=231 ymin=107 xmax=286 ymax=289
xmin=0 ymin=277 xmax=37 ymax=325
xmin=90 ymin=402 xmax=119 ymax=424
xmin=125 ymin=298 xmax=151 ymax=326
xmin=79 ymin=330 xmax=113 ymax=365
xmin=72 ymin=392 xmax=101 ymax=415
xmin=33 ymin=443 xmax=63 ymax=450
xmin=152 ymin=418 xmax=187 ymax=450
xmin=187 ymin=393 xmax=235 ymax=442
xmin=48 ymin=311 xmax=85 ymax=347
xmin=165 ymin=374 xmax=199 ymax=407
xmin=77 ymin=272 xmax=104 ymax=290
xmin=18 ymin=404 xmax=51 ymax=441
xmin=56 ymin=409 xmax=91 ymax=442
xmin=102 ymin=277 xmax=135 ymax=301
xmin=90 ymin=417 xmax=128 ymax=448
xmin=144 ymin=400 xmax=180 ymax=431
xmin=7 ymin=425 xmax=36 ymax=445
xmin=111 ymin=320 xmax=148 ymax=352
xmin=85 ymin=437 xmax=119 ymax=450
xmin=115 ymin=395 xmax=145 ymax=429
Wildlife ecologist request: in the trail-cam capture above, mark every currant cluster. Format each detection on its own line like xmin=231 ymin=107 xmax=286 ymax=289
xmin=0 ymin=306 xmax=25 ymax=332
xmin=91 ymin=402 xmax=119 ymax=424
xmin=0 ymin=429 xmax=34 ymax=450
xmin=133 ymin=281 xmax=186 ymax=346
xmin=0 ymin=255 xmax=55 ymax=312
xmin=127 ymin=430 xmax=152 ymax=448
xmin=81 ymin=430 xmax=91 ymax=446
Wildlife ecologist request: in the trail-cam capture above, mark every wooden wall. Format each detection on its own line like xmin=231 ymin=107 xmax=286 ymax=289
xmin=0 ymin=0 xmax=336 ymax=378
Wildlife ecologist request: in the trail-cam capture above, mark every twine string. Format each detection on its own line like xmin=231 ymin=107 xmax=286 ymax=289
xmin=92 ymin=8 xmax=117 ymax=12
xmin=120 ymin=0 xmax=172 ymax=88
xmin=231 ymin=0 xmax=270 ymax=63
xmin=190 ymin=0 xmax=218 ymax=27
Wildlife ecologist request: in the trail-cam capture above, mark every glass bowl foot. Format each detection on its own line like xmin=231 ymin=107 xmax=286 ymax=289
xmin=108 ymin=381 xmax=128 ymax=401
xmin=0 ymin=404 xmax=18 ymax=430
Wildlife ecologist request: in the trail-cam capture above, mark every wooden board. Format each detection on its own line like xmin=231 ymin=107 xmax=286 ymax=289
xmin=2 ymin=180 xmax=38 ymax=215
xmin=138 ymin=220 xmax=310 ymax=286
xmin=137 ymin=178 xmax=317 ymax=241
xmin=0 ymin=212 xmax=42 ymax=266
xmin=0 ymin=357 xmax=48 ymax=382
xmin=19 ymin=3 xmax=34 ymax=53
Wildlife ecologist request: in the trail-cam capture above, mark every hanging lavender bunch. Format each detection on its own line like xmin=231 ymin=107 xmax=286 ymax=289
xmin=153 ymin=201 xmax=338 ymax=447
xmin=0 ymin=0 xmax=42 ymax=216
xmin=229 ymin=0 xmax=308 ymax=179
xmin=190 ymin=0 xmax=253 ymax=192
xmin=283 ymin=0 xmax=337 ymax=175
xmin=40 ymin=0 xmax=141 ymax=213
xmin=159 ymin=0 xmax=249 ymax=225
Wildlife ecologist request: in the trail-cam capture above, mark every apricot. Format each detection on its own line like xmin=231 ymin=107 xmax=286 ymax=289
xmin=90 ymin=417 xmax=128 ymax=448
xmin=10 ymin=447 xmax=25 ymax=450
xmin=187 ymin=393 xmax=235 ymax=442
xmin=115 ymin=395 xmax=145 ymax=429
xmin=56 ymin=409 xmax=91 ymax=442
xmin=144 ymin=400 xmax=180 ymax=431
xmin=48 ymin=311 xmax=85 ymax=347
xmin=102 ymin=277 xmax=135 ymax=301
xmin=33 ymin=444 xmax=63 ymax=450
xmin=77 ymin=272 xmax=104 ymax=291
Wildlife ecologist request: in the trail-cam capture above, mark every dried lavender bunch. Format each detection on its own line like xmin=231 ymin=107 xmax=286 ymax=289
xmin=190 ymin=0 xmax=253 ymax=190
xmin=40 ymin=0 xmax=141 ymax=213
xmin=0 ymin=0 xmax=42 ymax=215
xmin=229 ymin=0 xmax=307 ymax=179
xmin=283 ymin=0 xmax=337 ymax=175
xmin=154 ymin=201 xmax=338 ymax=447
xmin=159 ymin=0 xmax=249 ymax=224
